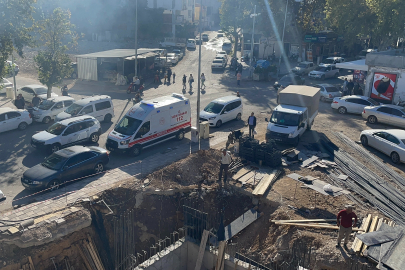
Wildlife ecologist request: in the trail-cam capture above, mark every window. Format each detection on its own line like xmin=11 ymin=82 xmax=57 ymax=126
xmin=95 ymin=101 xmax=111 ymax=111
xmin=377 ymin=107 xmax=392 ymax=114
xmin=86 ymin=121 xmax=95 ymax=128
xmin=72 ymin=122 xmax=87 ymax=132
xmin=386 ymin=134 xmax=400 ymax=144
xmin=391 ymin=109 xmax=404 ymax=117
xmin=374 ymin=132 xmax=387 ymax=139
xmin=357 ymin=99 xmax=371 ymax=105
xmin=115 ymin=116 xmax=142 ymax=136
xmin=345 ymin=98 xmax=357 ymax=103
xmin=204 ymin=102 xmax=224 ymax=114
xmin=6 ymin=112 xmax=21 ymax=119
xmin=135 ymin=121 xmax=150 ymax=138
xmin=64 ymin=100 xmax=73 ymax=107
xmin=54 ymin=102 xmax=63 ymax=110
xmin=63 ymin=125 xmax=76 ymax=136
xmin=233 ymin=101 xmax=242 ymax=109
xmin=47 ymin=123 xmax=67 ymax=135
xmin=65 ymin=155 xmax=83 ymax=167
xmin=78 ymin=152 xmax=97 ymax=161
xmin=222 ymin=103 xmax=233 ymax=113
xmin=0 ymin=114 xmax=5 ymax=121
xmin=81 ymin=105 xmax=93 ymax=114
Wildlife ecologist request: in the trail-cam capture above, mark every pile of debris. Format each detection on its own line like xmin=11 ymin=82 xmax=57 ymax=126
xmin=238 ymin=137 xmax=282 ymax=167
xmin=281 ymin=148 xmax=336 ymax=170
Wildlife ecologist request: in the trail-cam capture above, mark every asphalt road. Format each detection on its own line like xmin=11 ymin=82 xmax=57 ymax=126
xmin=0 ymin=31 xmax=348 ymax=212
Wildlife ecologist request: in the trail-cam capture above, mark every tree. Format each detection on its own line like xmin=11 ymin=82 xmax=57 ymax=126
xmin=34 ymin=8 xmax=78 ymax=98
xmin=0 ymin=0 xmax=36 ymax=79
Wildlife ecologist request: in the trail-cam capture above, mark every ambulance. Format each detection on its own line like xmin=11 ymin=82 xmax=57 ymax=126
xmin=106 ymin=93 xmax=191 ymax=156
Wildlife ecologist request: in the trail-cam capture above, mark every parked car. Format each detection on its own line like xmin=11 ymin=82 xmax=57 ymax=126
xmin=195 ymin=36 xmax=202 ymax=45
xmin=172 ymin=49 xmax=183 ymax=60
xmin=31 ymin=115 xmax=101 ymax=153
xmin=199 ymin=96 xmax=243 ymax=128
xmin=216 ymin=51 xmax=228 ymax=60
xmin=356 ymin=49 xmax=377 ymax=60
xmin=317 ymin=84 xmax=342 ymax=102
xmin=55 ymin=95 xmax=114 ymax=123
xmin=215 ymin=55 xmax=227 ymax=64
xmin=217 ymin=33 xmax=224 ymax=37
xmin=17 ymin=85 xmax=58 ymax=103
xmin=0 ymin=78 xmax=13 ymax=94
xmin=274 ymin=73 xmax=305 ymax=90
xmin=31 ymin=96 xmax=75 ymax=124
xmin=166 ymin=53 xmax=179 ymax=65
xmin=21 ymin=145 xmax=109 ymax=190
xmin=187 ymin=39 xmax=196 ymax=49
xmin=291 ymin=61 xmax=316 ymax=75
xmin=202 ymin=34 xmax=209 ymax=41
xmin=320 ymin=57 xmax=345 ymax=67
xmin=308 ymin=64 xmax=340 ymax=80
xmin=0 ymin=107 xmax=32 ymax=132
xmin=331 ymin=95 xmax=380 ymax=114
xmin=360 ymin=129 xmax=405 ymax=164
xmin=211 ymin=59 xmax=226 ymax=71
xmin=362 ymin=104 xmax=405 ymax=128
xmin=222 ymin=41 xmax=232 ymax=52
xmin=5 ymin=60 xmax=19 ymax=76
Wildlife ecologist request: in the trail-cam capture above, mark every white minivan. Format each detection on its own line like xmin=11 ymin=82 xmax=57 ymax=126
xmin=55 ymin=95 xmax=114 ymax=123
xmin=187 ymin=39 xmax=196 ymax=49
xmin=32 ymin=96 xmax=75 ymax=124
xmin=106 ymin=93 xmax=191 ymax=156
xmin=199 ymin=96 xmax=243 ymax=127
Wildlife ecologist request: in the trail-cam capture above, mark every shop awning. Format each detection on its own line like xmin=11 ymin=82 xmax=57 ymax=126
xmin=336 ymin=59 xmax=368 ymax=71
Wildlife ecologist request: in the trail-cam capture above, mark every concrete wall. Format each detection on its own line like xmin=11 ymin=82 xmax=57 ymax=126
xmin=366 ymin=50 xmax=405 ymax=69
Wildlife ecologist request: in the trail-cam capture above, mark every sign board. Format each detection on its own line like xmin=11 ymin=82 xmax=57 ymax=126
xmin=353 ymin=70 xmax=366 ymax=84
xmin=370 ymin=72 xmax=397 ymax=102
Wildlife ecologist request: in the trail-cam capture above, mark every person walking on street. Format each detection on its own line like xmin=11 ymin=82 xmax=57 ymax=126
xmin=237 ymin=72 xmax=242 ymax=86
xmin=342 ymin=78 xmax=348 ymax=96
xmin=167 ymin=69 xmax=172 ymax=84
xmin=248 ymin=112 xmax=257 ymax=138
xmin=347 ymin=79 xmax=355 ymax=95
xmin=32 ymin=94 xmax=41 ymax=108
xmin=189 ymin=74 xmax=194 ymax=90
xmin=182 ymin=74 xmax=187 ymax=90
xmin=336 ymin=205 xmax=358 ymax=249
xmin=201 ymin=73 xmax=206 ymax=89
xmin=164 ymin=73 xmax=168 ymax=85
xmin=219 ymin=149 xmax=232 ymax=187
xmin=172 ymin=72 xmax=176 ymax=83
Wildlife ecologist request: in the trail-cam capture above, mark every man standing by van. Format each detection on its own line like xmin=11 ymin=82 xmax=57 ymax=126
xmin=219 ymin=149 xmax=232 ymax=187
xmin=248 ymin=112 xmax=257 ymax=138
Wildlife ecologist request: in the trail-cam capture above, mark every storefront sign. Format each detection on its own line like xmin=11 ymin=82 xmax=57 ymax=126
xmin=370 ymin=72 xmax=397 ymax=102
xmin=304 ymin=35 xmax=327 ymax=43
xmin=353 ymin=70 xmax=366 ymax=84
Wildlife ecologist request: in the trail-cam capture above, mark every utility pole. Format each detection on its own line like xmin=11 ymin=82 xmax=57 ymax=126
xmin=197 ymin=0 xmax=203 ymax=149
xmin=250 ymin=5 xmax=256 ymax=69
xmin=135 ymin=0 xmax=138 ymax=77
xmin=277 ymin=0 xmax=289 ymax=78
xmin=11 ymin=53 xmax=16 ymax=98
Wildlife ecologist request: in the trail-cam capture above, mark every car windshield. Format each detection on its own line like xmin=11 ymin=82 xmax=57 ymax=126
xmin=38 ymin=100 xmax=55 ymax=110
xmin=65 ymin=103 xmax=83 ymax=116
xmin=315 ymin=66 xmax=327 ymax=72
xmin=324 ymin=86 xmax=339 ymax=92
xmin=213 ymin=60 xmax=223 ymax=63
xmin=173 ymin=50 xmax=180 ymax=54
xmin=35 ymin=87 xmax=48 ymax=95
xmin=114 ymin=116 xmax=143 ymax=136
xmin=167 ymin=53 xmax=176 ymax=57
xmin=367 ymin=98 xmax=379 ymax=106
xmin=41 ymin=153 xmax=68 ymax=170
xmin=46 ymin=123 xmax=67 ymax=135
xmin=270 ymin=111 xmax=300 ymax=126
xmin=204 ymin=102 xmax=224 ymax=114
xmin=297 ymin=63 xmax=307 ymax=68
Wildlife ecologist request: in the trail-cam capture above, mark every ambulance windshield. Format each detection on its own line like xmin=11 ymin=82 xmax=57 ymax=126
xmin=114 ymin=116 xmax=143 ymax=136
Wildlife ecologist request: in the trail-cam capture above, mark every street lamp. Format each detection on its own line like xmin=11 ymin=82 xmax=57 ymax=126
xmin=196 ymin=0 xmax=203 ymax=150
xmin=135 ymin=0 xmax=138 ymax=77
xmin=249 ymin=6 xmax=260 ymax=69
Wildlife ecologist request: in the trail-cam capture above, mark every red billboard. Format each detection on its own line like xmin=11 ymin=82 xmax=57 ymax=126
xmin=370 ymin=72 xmax=397 ymax=102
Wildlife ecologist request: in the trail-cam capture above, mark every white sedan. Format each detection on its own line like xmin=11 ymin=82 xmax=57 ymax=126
xmin=362 ymin=104 xmax=405 ymax=128
xmin=0 ymin=107 xmax=32 ymax=132
xmin=0 ymin=78 xmax=13 ymax=94
xmin=360 ymin=129 xmax=405 ymax=164
xmin=331 ymin=95 xmax=380 ymax=114
xmin=165 ymin=53 xmax=179 ymax=65
xmin=17 ymin=84 xmax=58 ymax=103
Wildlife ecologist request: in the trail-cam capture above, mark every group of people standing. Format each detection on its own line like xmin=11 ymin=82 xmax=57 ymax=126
xmin=342 ymin=78 xmax=362 ymax=96
xmin=181 ymin=73 xmax=206 ymax=91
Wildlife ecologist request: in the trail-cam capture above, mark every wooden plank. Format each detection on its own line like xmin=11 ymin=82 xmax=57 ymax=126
xmin=238 ymin=171 xmax=255 ymax=184
xmin=215 ymin=241 xmax=226 ymax=270
xmin=87 ymin=234 xmax=105 ymax=270
xmin=301 ymin=156 xmax=318 ymax=167
xmin=274 ymin=222 xmax=364 ymax=231
xmin=194 ymin=230 xmax=210 ymax=270
xmin=76 ymin=244 xmax=93 ymax=270
xmin=28 ymin=257 xmax=35 ymax=270
xmin=376 ymin=218 xmax=384 ymax=231
xmin=271 ymin=219 xmax=338 ymax=223
xmin=352 ymin=214 xmax=372 ymax=253
xmin=361 ymin=216 xmax=379 ymax=254
xmin=232 ymin=168 xmax=251 ymax=180
xmin=252 ymin=170 xmax=279 ymax=196
xmin=225 ymin=208 xmax=260 ymax=241
xmin=85 ymin=241 xmax=102 ymax=270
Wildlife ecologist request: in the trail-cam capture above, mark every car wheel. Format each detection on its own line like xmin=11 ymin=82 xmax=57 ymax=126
xmin=321 ymin=75 xmax=325 ymax=80
xmin=90 ymin=133 xmax=100 ymax=143
xmin=47 ymin=179 xmax=60 ymax=191
xmin=391 ymin=152 xmax=400 ymax=164
xmin=176 ymin=130 xmax=185 ymax=140
xmin=104 ymin=114 xmax=112 ymax=123
xmin=360 ymin=135 xmax=368 ymax=146
xmin=18 ymin=122 xmax=28 ymax=130
xmin=130 ymin=146 xmax=142 ymax=157
xmin=216 ymin=120 xmax=222 ymax=128
xmin=94 ymin=162 xmax=104 ymax=174
xmin=320 ymin=96 xmax=326 ymax=102
xmin=42 ymin=116 xmax=51 ymax=124
xmin=49 ymin=143 xmax=60 ymax=153
xmin=368 ymin=115 xmax=377 ymax=124
xmin=236 ymin=113 xmax=242 ymax=121
xmin=338 ymin=107 xmax=347 ymax=114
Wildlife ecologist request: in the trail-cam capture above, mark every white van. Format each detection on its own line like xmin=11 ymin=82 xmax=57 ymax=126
xmin=187 ymin=39 xmax=196 ymax=49
xmin=106 ymin=93 xmax=191 ymax=156
xmin=55 ymin=95 xmax=114 ymax=123
xmin=199 ymin=96 xmax=243 ymax=128
xmin=32 ymin=96 xmax=75 ymax=124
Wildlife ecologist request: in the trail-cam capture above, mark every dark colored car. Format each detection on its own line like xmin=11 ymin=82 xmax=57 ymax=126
xmin=273 ymin=73 xmax=305 ymax=90
xmin=21 ymin=145 xmax=109 ymax=190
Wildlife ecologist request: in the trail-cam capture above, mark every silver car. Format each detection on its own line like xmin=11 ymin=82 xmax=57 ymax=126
xmin=308 ymin=64 xmax=340 ymax=80
xmin=331 ymin=95 xmax=379 ymax=114
xmin=292 ymin=61 xmax=316 ymax=75
xmin=362 ymin=104 xmax=405 ymax=128
xmin=317 ymin=84 xmax=342 ymax=102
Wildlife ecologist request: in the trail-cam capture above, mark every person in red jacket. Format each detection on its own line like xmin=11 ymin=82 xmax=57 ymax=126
xmin=336 ymin=205 xmax=358 ymax=248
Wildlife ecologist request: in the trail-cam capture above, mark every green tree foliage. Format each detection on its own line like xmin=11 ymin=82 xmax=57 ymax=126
xmin=0 ymin=0 xmax=36 ymax=79
xmin=34 ymin=8 xmax=78 ymax=98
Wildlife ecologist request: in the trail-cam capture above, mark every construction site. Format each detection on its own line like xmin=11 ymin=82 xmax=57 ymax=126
xmin=0 ymin=128 xmax=404 ymax=270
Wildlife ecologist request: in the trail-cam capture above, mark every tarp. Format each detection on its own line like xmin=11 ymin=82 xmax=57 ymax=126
xmin=336 ymin=59 xmax=368 ymax=71
xmin=254 ymin=60 xmax=270 ymax=69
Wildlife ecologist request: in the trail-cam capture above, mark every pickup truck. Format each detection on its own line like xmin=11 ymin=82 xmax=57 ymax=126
xmin=266 ymin=85 xmax=320 ymax=145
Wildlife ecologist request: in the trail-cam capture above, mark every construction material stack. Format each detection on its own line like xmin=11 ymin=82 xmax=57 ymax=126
xmin=239 ymin=136 xmax=282 ymax=167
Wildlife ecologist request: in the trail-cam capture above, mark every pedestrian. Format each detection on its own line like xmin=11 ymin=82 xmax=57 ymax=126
xmin=32 ymin=94 xmax=41 ymax=108
xmin=201 ymin=73 xmax=206 ymax=88
xmin=219 ymin=149 xmax=232 ymax=187
xmin=336 ymin=205 xmax=358 ymax=249
xmin=347 ymin=79 xmax=355 ymax=95
xmin=164 ymin=73 xmax=168 ymax=85
xmin=342 ymin=78 xmax=348 ymax=96
xmin=172 ymin=72 xmax=176 ymax=83
xmin=248 ymin=112 xmax=257 ymax=138
xmin=353 ymin=82 xmax=362 ymax=95
xmin=15 ymin=94 xmax=25 ymax=109
xmin=237 ymin=72 xmax=241 ymax=86
xmin=182 ymin=74 xmax=187 ymax=90
xmin=189 ymin=74 xmax=194 ymax=90
xmin=238 ymin=63 xmax=243 ymax=74
xmin=236 ymin=91 xmax=240 ymax=97
xmin=167 ymin=69 xmax=172 ymax=84
xmin=61 ymin=85 xmax=69 ymax=96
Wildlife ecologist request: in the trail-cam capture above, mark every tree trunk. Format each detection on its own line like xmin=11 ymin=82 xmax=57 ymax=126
xmin=233 ymin=25 xmax=238 ymax=58
xmin=47 ymin=85 xmax=52 ymax=99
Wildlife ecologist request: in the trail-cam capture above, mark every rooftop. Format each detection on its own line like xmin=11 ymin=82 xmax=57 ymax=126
xmin=76 ymin=48 xmax=162 ymax=59
xmin=366 ymin=49 xmax=405 ymax=69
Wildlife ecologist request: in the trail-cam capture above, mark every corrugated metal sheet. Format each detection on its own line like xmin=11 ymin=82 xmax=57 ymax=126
xmin=77 ymin=57 xmax=97 ymax=81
